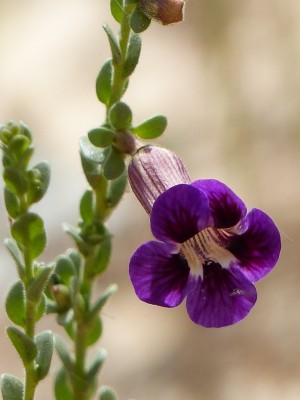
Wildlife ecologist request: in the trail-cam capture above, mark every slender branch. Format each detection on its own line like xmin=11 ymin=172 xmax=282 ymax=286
xmin=108 ymin=1 xmax=135 ymax=107
xmin=69 ymin=4 xmax=136 ymax=398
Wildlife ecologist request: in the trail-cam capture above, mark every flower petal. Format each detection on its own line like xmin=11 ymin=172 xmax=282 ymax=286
xmin=228 ymin=208 xmax=281 ymax=282
xmin=150 ymin=184 xmax=210 ymax=243
xmin=129 ymin=241 xmax=189 ymax=307
xmin=191 ymin=179 xmax=247 ymax=228
xmin=186 ymin=263 xmax=257 ymax=327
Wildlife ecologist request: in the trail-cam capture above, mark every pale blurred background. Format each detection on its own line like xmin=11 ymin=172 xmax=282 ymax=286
xmin=0 ymin=0 xmax=300 ymax=399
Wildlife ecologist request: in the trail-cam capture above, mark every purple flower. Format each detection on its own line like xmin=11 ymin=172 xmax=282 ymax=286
xmin=129 ymin=147 xmax=281 ymax=328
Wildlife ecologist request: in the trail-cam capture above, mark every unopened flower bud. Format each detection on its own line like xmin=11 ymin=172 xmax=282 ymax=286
xmin=128 ymin=145 xmax=190 ymax=214
xmin=139 ymin=0 xmax=185 ymax=25
xmin=113 ymin=130 xmax=136 ymax=155
xmin=52 ymin=284 xmax=71 ymax=312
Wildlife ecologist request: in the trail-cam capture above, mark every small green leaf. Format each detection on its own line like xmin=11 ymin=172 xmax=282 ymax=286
xmin=4 ymin=186 xmax=20 ymax=218
xmin=80 ymin=136 xmax=109 ymax=164
xmin=103 ymin=24 xmax=121 ymax=65
xmin=109 ymin=101 xmax=132 ymax=130
xmin=89 ymin=284 xmax=118 ymax=321
xmin=2 ymin=131 xmax=34 ymax=171
xmin=80 ymin=154 xmax=103 ymax=190
xmin=103 ymin=148 xmax=125 ymax=180
xmin=35 ymin=330 xmax=53 ymax=381
xmin=66 ymin=249 xmax=82 ymax=275
xmin=6 ymin=281 xmax=26 ymax=327
xmin=88 ymin=127 xmax=115 ymax=148
xmin=96 ymin=59 xmax=113 ymax=105
xmin=45 ymin=298 xmax=58 ymax=314
xmin=6 ymin=281 xmax=45 ymax=325
xmin=86 ymin=238 xmax=112 ymax=277
xmin=8 ymin=134 xmax=31 ymax=160
xmin=27 ymin=161 xmax=51 ymax=204
xmin=11 ymin=212 xmax=46 ymax=259
xmin=1 ymin=148 xmax=13 ymax=169
xmin=80 ymin=190 xmax=94 ymax=224
xmin=86 ymin=316 xmax=102 ymax=346
xmin=6 ymin=326 xmax=37 ymax=365
xmin=0 ymin=374 xmax=23 ymax=400
xmin=7 ymin=120 xmax=32 ymax=141
xmin=132 ymin=114 xmax=167 ymax=139
xmin=0 ymin=125 xmax=13 ymax=144
xmin=99 ymin=386 xmax=118 ymax=400
xmin=63 ymin=223 xmax=87 ymax=251
xmin=80 ymin=220 xmax=106 ymax=245
xmin=64 ymin=319 xmax=75 ymax=340
xmin=123 ymin=33 xmax=142 ymax=78
xmin=57 ymin=310 xmax=74 ymax=327
xmin=35 ymin=294 xmax=47 ymax=322
xmin=55 ymin=255 xmax=76 ymax=285
xmin=107 ymin=168 xmax=127 ymax=208
xmin=86 ymin=349 xmax=107 ymax=381
xmin=80 ymin=138 xmax=111 ymax=189
xmin=110 ymin=0 xmax=123 ymax=23
xmin=3 ymin=167 xmax=28 ymax=195
xmin=54 ymin=367 xmax=73 ymax=400
xmin=4 ymin=238 xmax=24 ymax=278
xmin=27 ymin=264 xmax=53 ymax=303
xmin=55 ymin=336 xmax=74 ymax=371
xmin=130 ymin=6 xmax=151 ymax=33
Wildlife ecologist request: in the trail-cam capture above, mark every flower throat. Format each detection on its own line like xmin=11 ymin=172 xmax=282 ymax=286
xmin=180 ymin=228 xmax=235 ymax=276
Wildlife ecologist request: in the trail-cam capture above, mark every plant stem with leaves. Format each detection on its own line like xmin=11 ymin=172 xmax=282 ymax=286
xmin=52 ymin=2 xmax=169 ymax=399
xmin=0 ymin=121 xmax=53 ymax=400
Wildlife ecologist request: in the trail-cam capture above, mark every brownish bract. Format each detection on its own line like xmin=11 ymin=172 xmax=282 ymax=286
xmin=139 ymin=0 xmax=185 ymax=25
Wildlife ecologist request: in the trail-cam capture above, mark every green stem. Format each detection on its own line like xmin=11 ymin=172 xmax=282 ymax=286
xmin=23 ymin=249 xmax=33 ymax=287
xmin=23 ymin=251 xmax=37 ymax=400
xmin=24 ymin=364 xmax=36 ymax=400
xmin=119 ymin=1 xmax=133 ymax=56
xmin=72 ymin=276 xmax=92 ymax=400
xmin=19 ymin=193 xmax=28 ymax=215
xmin=73 ymin=325 xmax=88 ymax=400
xmin=94 ymin=175 xmax=109 ymax=221
xmin=108 ymin=1 xmax=135 ymax=107
xmin=74 ymin=322 xmax=87 ymax=376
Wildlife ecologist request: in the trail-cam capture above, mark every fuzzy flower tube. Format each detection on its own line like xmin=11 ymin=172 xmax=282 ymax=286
xmin=128 ymin=146 xmax=281 ymax=328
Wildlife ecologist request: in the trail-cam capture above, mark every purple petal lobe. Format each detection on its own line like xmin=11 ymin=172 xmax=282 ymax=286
xmin=129 ymin=241 xmax=189 ymax=307
xmin=228 ymin=208 xmax=281 ymax=282
xmin=150 ymin=184 xmax=210 ymax=243
xmin=186 ymin=263 xmax=257 ymax=328
xmin=192 ymin=179 xmax=247 ymax=228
